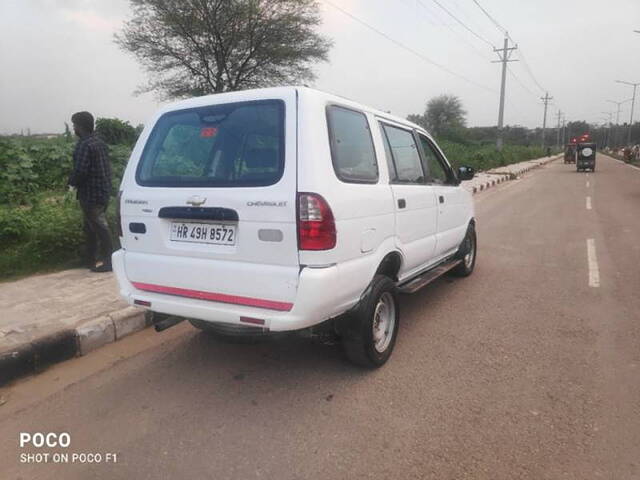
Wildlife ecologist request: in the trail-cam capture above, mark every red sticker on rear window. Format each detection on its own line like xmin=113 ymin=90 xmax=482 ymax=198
xmin=200 ymin=127 xmax=217 ymax=138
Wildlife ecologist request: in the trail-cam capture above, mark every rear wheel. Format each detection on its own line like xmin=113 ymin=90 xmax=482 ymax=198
xmin=451 ymin=224 xmax=477 ymax=277
xmin=341 ymin=275 xmax=399 ymax=368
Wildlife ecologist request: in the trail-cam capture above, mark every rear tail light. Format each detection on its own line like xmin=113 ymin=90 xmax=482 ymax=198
xmin=297 ymin=193 xmax=336 ymax=250
xmin=115 ymin=190 xmax=123 ymax=237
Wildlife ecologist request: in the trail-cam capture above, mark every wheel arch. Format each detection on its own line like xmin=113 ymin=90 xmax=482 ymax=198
xmin=374 ymin=251 xmax=403 ymax=282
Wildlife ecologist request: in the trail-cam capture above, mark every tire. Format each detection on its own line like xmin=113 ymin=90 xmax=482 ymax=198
xmin=341 ymin=275 xmax=400 ymax=368
xmin=451 ymin=224 xmax=477 ymax=277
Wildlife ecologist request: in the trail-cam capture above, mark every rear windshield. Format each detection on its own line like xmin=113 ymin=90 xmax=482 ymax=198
xmin=136 ymin=100 xmax=285 ymax=187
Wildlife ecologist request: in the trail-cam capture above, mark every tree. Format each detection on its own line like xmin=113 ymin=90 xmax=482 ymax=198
xmin=424 ymin=94 xmax=466 ymax=137
xmin=566 ymin=120 xmax=590 ymax=141
xmin=406 ymin=114 xmax=428 ymax=130
xmin=95 ymin=118 xmax=138 ymax=145
xmin=116 ymin=0 xmax=332 ymax=99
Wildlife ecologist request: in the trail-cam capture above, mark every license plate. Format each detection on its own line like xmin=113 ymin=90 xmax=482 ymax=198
xmin=170 ymin=222 xmax=236 ymax=245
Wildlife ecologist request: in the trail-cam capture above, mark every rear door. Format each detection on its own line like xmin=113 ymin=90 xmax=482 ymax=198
xmin=120 ymin=91 xmax=300 ymax=310
xmin=416 ymin=133 xmax=468 ymax=258
xmin=378 ymin=121 xmax=438 ymax=279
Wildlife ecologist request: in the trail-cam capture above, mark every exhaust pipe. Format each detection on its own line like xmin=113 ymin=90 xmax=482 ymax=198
xmin=152 ymin=313 xmax=185 ymax=332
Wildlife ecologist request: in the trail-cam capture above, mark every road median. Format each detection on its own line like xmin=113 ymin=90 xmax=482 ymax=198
xmin=462 ymin=153 xmax=560 ymax=194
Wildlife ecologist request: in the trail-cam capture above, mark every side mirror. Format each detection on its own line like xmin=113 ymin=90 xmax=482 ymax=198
xmin=457 ymin=165 xmax=475 ymax=181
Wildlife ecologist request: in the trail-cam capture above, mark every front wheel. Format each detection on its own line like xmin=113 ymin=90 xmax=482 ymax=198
xmin=341 ymin=275 xmax=400 ymax=368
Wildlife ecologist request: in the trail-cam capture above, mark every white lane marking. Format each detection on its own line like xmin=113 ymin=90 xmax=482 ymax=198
xmin=587 ymin=239 xmax=600 ymax=288
xmin=586 ymin=196 xmax=592 ymax=210
xmin=586 ymin=173 xmax=590 ymax=179
xmin=586 ymin=180 xmax=590 ymax=187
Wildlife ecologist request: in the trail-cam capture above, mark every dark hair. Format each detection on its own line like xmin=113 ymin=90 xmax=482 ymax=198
xmin=71 ymin=111 xmax=94 ymax=133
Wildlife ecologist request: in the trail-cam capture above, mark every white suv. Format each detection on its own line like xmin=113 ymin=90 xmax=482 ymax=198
xmin=112 ymin=86 xmax=476 ymax=367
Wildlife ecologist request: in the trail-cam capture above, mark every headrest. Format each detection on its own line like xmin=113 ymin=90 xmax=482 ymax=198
xmin=246 ymin=148 xmax=278 ymax=169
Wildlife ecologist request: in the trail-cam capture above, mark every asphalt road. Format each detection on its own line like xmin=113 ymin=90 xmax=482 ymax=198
xmin=1 ymin=154 xmax=639 ymax=480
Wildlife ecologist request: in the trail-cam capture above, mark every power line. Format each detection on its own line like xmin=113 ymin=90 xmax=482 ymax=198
xmin=470 ymin=0 xmax=507 ymax=34
xmin=322 ymin=0 xmax=497 ymax=93
xmin=411 ymin=0 xmax=492 ymax=61
xmin=506 ymin=66 xmax=539 ymax=99
xmin=517 ymin=49 xmax=547 ymax=94
xmin=469 ymin=0 xmax=550 ymax=97
xmin=427 ymin=0 xmax=496 ymax=48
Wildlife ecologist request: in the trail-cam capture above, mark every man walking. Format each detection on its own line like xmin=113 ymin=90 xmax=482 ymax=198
xmin=68 ymin=111 xmax=113 ymax=272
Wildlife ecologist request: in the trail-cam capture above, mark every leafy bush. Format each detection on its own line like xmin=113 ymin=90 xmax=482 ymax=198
xmin=437 ymin=141 xmax=548 ymax=171
xmin=0 ymin=195 xmax=82 ymax=277
xmin=95 ymin=118 xmax=139 ymax=145
xmin=0 ymin=137 xmax=75 ymax=204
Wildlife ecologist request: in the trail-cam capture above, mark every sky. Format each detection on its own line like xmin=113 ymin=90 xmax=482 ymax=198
xmin=0 ymin=0 xmax=639 ymax=134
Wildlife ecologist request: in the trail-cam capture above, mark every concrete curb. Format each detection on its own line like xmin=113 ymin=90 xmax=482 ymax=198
xmin=609 ymin=155 xmax=640 ymax=171
xmin=0 ymin=306 xmax=145 ymax=386
xmin=468 ymin=174 xmax=510 ymax=194
xmin=465 ymin=154 xmax=561 ymax=195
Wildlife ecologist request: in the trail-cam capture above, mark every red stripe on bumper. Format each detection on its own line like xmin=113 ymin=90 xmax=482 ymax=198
xmin=131 ymin=282 xmax=293 ymax=312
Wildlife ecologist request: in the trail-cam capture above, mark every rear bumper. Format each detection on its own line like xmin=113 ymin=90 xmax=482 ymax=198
xmin=112 ymin=250 xmax=345 ymax=332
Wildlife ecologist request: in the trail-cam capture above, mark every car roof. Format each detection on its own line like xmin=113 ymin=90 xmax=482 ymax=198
xmin=156 ymin=86 xmax=430 ymax=136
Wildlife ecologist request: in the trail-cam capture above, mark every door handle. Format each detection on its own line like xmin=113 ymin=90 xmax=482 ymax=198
xmin=439 ymin=195 xmax=445 ymax=204
xmin=398 ymin=199 xmax=406 ymax=209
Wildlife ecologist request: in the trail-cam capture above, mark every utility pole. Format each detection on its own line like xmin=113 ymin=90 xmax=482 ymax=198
xmin=555 ymin=110 xmax=562 ymax=147
xmin=561 ymin=115 xmax=567 ymax=146
xmin=540 ymin=92 xmax=553 ymax=147
xmin=606 ymin=98 xmax=630 ymax=147
xmin=601 ymin=112 xmax=613 ymax=148
xmin=616 ymin=80 xmax=639 ymax=145
xmin=492 ymin=34 xmax=518 ymax=151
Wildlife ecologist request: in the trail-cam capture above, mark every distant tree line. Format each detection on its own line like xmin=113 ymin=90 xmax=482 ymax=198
xmin=408 ymin=95 xmax=640 ymax=148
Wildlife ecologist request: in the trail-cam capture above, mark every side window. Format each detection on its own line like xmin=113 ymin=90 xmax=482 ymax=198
xmin=381 ymin=124 xmax=425 ymax=184
xmin=327 ymin=106 xmax=379 ymax=183
xmin=418 ymin=134 xmax=452 ymax=185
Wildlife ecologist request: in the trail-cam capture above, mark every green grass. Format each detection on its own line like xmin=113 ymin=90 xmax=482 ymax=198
xmin=0 ymin=191 xmax=122 ymax=280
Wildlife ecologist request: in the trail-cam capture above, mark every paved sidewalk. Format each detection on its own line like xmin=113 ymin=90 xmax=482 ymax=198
xmin=0 ymin=153 xmax=560 ymax=385
xmin=0 ymin=270 xmax=146 ymax=385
